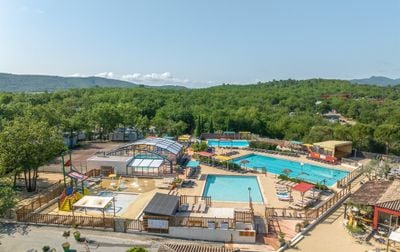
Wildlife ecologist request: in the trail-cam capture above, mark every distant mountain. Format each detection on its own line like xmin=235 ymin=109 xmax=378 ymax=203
xmin=350 ymin=76 xmax=400 ymax=86
xmin=0 ymin=72 xmax=139 ymax=92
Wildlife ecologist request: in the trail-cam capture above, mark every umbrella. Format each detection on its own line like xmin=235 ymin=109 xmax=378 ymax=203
xmin=282 ymin=168 xmax=293 ymax=176
xmin=240 ymin=159 xmax=250 ymax=169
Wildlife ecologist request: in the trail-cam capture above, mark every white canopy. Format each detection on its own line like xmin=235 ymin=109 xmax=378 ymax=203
xmin=389 ymin=227 xmax=400 ymax=243
xmin=73 ymin=196 xmax=113 ymax=210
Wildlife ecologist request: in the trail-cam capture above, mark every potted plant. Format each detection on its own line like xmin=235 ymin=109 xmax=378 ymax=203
xmin=42 ymin=245 xmax=50 ymax=252
xmin=295 ymin=223 xmax=302 ymax=233
xmin=62 ymin=230 xmax=70 ymax=239
xmin=62 ymin=242 xmax=70 ymax=252
xmin=73 ymin=230 xmax=81 ymax=241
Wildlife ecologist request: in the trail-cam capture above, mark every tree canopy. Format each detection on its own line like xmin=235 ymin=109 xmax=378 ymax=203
xmin=0 ymin=79 xmax=399 ymax=154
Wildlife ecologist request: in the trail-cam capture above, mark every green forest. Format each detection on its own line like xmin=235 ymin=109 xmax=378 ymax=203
xmin=0 ymin=78 xmax=399 ymax=155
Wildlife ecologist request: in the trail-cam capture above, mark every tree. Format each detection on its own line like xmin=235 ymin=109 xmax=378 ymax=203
xmin=208 ymin=118 xmax=214 ymax=133
xmin=0 ymin=117 xmax=64 ymax=192
xmin=374 ymin=124 xmax=400 ymax=154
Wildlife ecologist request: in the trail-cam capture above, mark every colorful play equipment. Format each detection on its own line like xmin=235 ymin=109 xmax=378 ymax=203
xmin=58 ymin=150 xmax=91 ymax=211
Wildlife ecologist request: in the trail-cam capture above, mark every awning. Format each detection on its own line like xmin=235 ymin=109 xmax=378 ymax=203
xmin=197 ymin=151 xmax=214 ymax=158
xmin=389 ymin=228 xmax=400 ymax=243
xmin=73 ymin=196 xmax=113 ymax=210
xmin=292 ymin=182 xmax=314 ymax=193
xmin=214 ymin=155 xmax=232 ymax=162
xmin=67 ymin=171 xmax=88 ymax=181
xmin=186 ymin=160 xmax=200 ymax=168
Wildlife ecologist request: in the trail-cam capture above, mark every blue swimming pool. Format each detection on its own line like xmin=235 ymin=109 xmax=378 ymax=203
xmin=207 ymin=139 xmax=249 ymax=148
xmin=233 ymin=154 xmax=348 ymax=186
xmin=203 ymin=175 xmax=264 ymax=203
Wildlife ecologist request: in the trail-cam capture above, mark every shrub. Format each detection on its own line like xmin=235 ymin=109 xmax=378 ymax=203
xmin=126 ymin=247 xmax=147 ymax=252
xmin=249 ymin=141 xmax=277 ymax=150
xmin=42 ymin=245 xmax=50 ymax=252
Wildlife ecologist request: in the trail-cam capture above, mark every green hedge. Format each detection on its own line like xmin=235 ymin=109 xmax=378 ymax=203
xmin=249 ymin=141 xmax=277 ymax=150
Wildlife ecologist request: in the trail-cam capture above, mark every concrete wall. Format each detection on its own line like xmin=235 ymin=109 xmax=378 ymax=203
xmin=87 ymin=158 xmax=133 ymax=175
xmin=168 ymin=227 xmax=255 ymax=244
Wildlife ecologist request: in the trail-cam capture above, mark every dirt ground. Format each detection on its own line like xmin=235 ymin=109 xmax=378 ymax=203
xmin=38 ymin=141 xmax=123 ymax=174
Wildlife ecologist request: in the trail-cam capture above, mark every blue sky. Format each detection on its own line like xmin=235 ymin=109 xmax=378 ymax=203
xmin=0 ymin=0 xmax=399 ymax=87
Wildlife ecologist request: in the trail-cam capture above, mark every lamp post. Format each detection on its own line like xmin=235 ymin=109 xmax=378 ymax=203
xmin=248 ymin=187 xmax=252 ymax=211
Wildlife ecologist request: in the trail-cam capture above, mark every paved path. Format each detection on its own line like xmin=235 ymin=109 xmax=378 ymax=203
xmin=286 ymin=205 xmax=389 ymax=252
xmin=0 ymin=223 xmax=225 ymax=252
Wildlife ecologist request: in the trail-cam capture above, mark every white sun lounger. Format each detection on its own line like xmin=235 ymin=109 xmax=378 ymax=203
xmin=198 ymin=203 xmax=207 ymax=213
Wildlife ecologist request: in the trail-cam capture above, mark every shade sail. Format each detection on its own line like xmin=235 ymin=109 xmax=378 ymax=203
xmin=73 ymin=196 xmax=113 ymax=210
xmin=197 ymin=151 xmax=214 ymax=158
xmin=292 ymin=182 xmax=314 ymax=193
xmin=67 ymin=171 xmax=88 ymax=181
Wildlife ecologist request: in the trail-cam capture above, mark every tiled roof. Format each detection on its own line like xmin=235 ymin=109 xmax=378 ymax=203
xmin=376 ymin=200 xmax=400 ymax=212
xmin=158 ymin=243 xmax=236 ymax=252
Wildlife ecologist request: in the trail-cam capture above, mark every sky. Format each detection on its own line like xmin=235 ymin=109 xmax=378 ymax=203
xmin=0 ymin=0 xmax=399 ymax=87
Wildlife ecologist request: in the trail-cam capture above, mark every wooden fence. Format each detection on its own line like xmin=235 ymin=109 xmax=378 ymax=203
xmin=265 ymin=207 xmax=312 ymax=220
xmin=16 ymin=182 xmax=65 ymax=214
xmin=180 ymin=195 xmax=212 ymax=207
xmin=306 ymin=184 xmax=351 ymax=219
xmin=16 ymin=212 xmax=115 ymax=229
xmin=266 ymin=183 xmax=352 ymax=221
xmin=336 ymin=165 xmax=362 ymax=188
xmin=171 ymin=216 xmax=237 ymax=229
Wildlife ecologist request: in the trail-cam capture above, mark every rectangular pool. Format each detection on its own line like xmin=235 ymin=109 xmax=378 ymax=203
xmin=202 ymin=175 xmax=264 ymax=203
xmin=233 ymin=154 xmax=348 ymax=186
xmin=207 ymin=139 xmax=249 ymax=148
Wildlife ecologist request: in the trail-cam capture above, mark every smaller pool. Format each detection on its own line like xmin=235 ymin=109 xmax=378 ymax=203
xmin=207 ymin=139 xmax=249 ymax=148
xmin=203 ymin=175 xmax=264 ymax=203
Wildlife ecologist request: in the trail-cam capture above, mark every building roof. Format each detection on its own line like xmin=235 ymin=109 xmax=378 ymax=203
xmin=346 ymin=180 xmax=393 ymax=206
xmin=125 ymin=137 xmax=183 ymax=155
xmin=377 ymin=180 xmax=400 ymax=204
xmin=128 ymin=158 xmax=163 ymax=168
xmin=143 ymin=193 xmax=179 ymax=216
xmin=313 ymin=140 xmax=352 ymax=151
xmin=159 ymin=243 xmax=235 ymax=252
xmin=197 ymin=151 xmax=214 ymax=158
xmin=292 ymin=182 xmax=314 ymax=193
xmin=376 ymin=200 xmax=400 ymax=212
xmin=87 ymin=155 xmax=134 ymax=162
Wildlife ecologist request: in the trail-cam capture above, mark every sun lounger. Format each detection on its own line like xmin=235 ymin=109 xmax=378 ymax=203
xmin=198 ymin=203 xmax=207 ymax=213
xmin=178 ymin=204 xmax=189 ymax=212
xmin=192 ymin=203 xmax=201 ymax=212
xmin=289 ymin=203 xmax=304 ymax=210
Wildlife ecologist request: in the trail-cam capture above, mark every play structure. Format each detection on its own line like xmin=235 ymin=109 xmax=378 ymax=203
xmin=58 ymin=152 xmax=91 ymax=211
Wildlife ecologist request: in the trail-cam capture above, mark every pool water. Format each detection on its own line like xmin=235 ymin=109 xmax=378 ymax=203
xmin=233 ymin=154 xmax=348 ymax=186
xmin=207 ymin=139 xmax=249 ymax=148
xmin=203 ymin=175 xmax=264 ymax=203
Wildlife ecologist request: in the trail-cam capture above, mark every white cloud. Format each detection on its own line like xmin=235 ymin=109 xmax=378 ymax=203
xmin=121 ymin=72 xmax=189 ymax=85
xmin=95 ymin=72 xmax=114 ymax=79
xmin=67 ymin=73 xmax=86 ymax=77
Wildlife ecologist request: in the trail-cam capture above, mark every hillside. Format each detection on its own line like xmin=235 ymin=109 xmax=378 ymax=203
xmin=0 ymin=73 xmax=139 ymax=92
xmin=350 ymin=76 xmax=400 ymax=86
